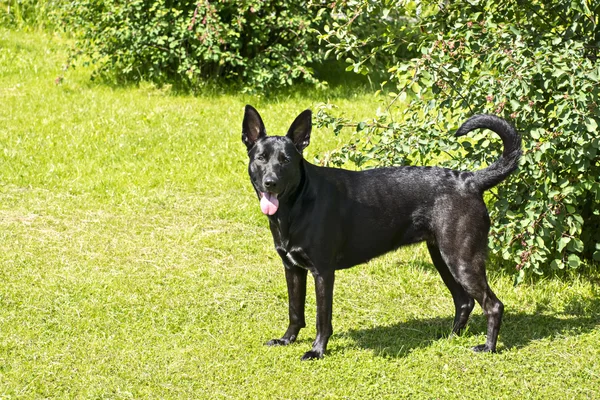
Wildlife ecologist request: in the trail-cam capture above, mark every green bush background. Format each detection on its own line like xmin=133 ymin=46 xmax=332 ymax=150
xmin=54 ymin=0 xmax=329 ymax=93
xmin=317 ymin=0 xmax=600 ymax=281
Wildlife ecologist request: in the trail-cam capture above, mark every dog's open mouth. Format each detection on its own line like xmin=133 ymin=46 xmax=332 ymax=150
xmin=260 ymin=192 xmax=279 ymax=215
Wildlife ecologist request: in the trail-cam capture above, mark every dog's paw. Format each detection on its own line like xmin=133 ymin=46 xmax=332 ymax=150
xmin=265 ymin=338 xmax=293 ymax=346
xmin=300 ymin=350 xmax=323 ymax=361
xmin=472 ymin=344 xmax=496 ymax=353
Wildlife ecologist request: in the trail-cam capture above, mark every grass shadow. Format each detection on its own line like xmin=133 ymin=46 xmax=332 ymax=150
xmin=61 ymin=56 xmax=378 ymax=103
xmin=341 ymin=296 xmax=600 ymax=358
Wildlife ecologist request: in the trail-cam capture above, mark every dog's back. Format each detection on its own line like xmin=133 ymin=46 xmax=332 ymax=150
xmin=299 ymin=162 xmax=498 ymax=269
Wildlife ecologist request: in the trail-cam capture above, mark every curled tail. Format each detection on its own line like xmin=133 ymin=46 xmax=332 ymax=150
xmin=456 ymin=114 xmax=522 ymax=192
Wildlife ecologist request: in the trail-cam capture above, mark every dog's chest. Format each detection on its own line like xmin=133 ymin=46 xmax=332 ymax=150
xmin=270 ymin=219 xmax=314 ymax=271
xmin=289 ymin=250 xmax=310 ymax=269
xmin=277 ymin=246 xmax=313 ymax=272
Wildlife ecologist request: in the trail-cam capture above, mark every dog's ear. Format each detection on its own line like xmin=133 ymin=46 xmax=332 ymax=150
xmin=242 ymin=105 xmax=266 ymax=151
xmin=286 ymin=109 xmax=311 ymax=153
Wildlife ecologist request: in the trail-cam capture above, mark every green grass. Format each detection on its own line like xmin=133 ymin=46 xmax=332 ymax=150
xmin=1 ymin=29 xmax=599 ymax=399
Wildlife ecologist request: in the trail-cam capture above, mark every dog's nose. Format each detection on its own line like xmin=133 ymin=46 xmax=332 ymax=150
xmin=264 ymin=179 xmax=277 ymax=189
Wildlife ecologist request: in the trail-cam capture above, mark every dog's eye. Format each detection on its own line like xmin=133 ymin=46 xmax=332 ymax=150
xmin=256 ymin=155 xmax=266 ymax=161
xmin=281 ymin=157 xmax=290 ymax=164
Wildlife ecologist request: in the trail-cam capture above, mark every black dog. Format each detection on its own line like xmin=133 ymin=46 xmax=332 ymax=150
xmin=242 ymin=105 xmax=521 ymax=360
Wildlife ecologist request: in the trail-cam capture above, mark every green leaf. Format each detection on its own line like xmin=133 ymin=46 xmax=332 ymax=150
xmin=552 ymin=69 xmax=567 ymax=78
xmin=530 ymin=128 xmax=543 ymax=139
xmin=550 ymin=259 xmax=564 ymax=269
xmin=535 ymin=236 xmax=545 ymax=248
xmin=557 ymin=236 xmax=570 ymax=252
xmin=411 ymin=82 xmax=421 ymax=94
xmin=514 ymin=268 xmax=525 ymax=285
xmin=584 ymin=117 xmax=598 ymax=133
xmin=567 ymin=254 xmax=581 ymax=269
xmin=568 ymin=238 xmax=584 ymax=252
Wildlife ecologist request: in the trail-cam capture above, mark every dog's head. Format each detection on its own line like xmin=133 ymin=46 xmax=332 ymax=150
xmin=242 ymin=105 xmax=311 ymax=216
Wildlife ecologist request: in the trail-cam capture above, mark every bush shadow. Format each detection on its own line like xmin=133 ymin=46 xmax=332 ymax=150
xmin=66 ymin=58 xmax=380 ymax=102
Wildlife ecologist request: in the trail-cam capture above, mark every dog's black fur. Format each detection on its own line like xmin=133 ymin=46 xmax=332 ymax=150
xmin=242 ymin=105 xmax=522 ymax=360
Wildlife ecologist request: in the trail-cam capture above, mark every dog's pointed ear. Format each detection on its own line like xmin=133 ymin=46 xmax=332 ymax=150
xmin=286 ymin=109 xmax=312 ymax=153
xmin=242 ymin=105 xmax=266 ymax=151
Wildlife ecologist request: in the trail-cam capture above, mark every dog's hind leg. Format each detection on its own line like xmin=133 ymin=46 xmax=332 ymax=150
xmin=427 ymin=241 xmax=475 ymax=335
xmin=461 ymin=274 xmax=503 ymax=353
xmin=437 ymin=237 xmax=503 ymax=353
xmin=266 ymin=265 xmax=307 ymax=346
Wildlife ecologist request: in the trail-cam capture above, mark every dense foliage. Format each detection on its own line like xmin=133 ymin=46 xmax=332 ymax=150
xmin=56 ymin=1 xmax=327 ymax=93
xmin=317 ymin=0 xmax=600 ymax=281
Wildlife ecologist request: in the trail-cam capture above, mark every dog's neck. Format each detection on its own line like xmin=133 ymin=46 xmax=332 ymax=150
xmin=267 ymin=160 xmax=312 ymax=248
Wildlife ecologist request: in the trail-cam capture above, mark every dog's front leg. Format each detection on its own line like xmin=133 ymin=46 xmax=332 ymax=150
xmin=266 ymin=265 xmax=307 ymax=346
xmin=302 ymin=270 xmax=335 ymax=360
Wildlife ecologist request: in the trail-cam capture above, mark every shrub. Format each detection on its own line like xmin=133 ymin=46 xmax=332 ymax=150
xmin=316 ymin=0 xmax=600 ymax=282
xmin=57 ymin=0 xmax=328 ymax=93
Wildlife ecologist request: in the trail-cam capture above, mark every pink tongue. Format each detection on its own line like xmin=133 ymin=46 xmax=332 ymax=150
xmin=260 ymin=192 xmax=279 ymax=215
